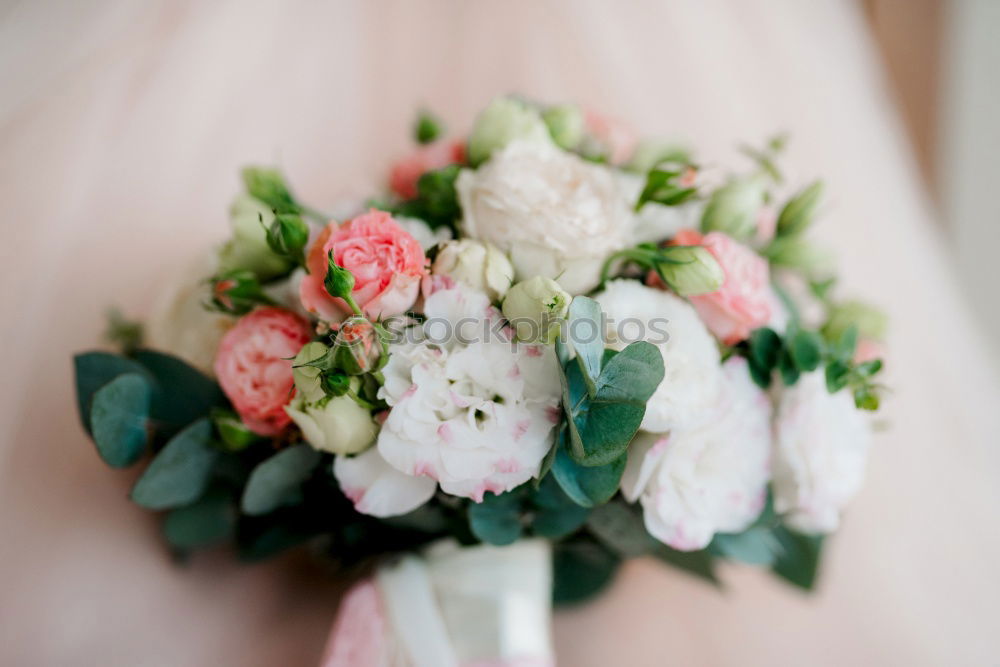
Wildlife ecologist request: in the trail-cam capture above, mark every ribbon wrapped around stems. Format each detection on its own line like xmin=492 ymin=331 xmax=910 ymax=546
xmin=320 ymin=539 xmax=555 ymax=667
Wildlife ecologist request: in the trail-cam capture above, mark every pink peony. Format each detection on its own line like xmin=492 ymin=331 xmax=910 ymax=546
xmin=214 ymin=307 xmax=312 ymax=436
xmin=388 ymin=140 xmax=465 ymax=200
xmin=300 ymin=209 xmax=427 ymax=322
xmin=672 ymin=228 xmax=772 ymax=344
xmin=585 ymin=110 xmax=637 ymax=165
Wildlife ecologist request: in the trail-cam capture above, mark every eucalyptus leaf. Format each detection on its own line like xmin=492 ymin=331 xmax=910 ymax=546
xmin=551 ymin=442 xmax=626 ymax=507
xmin=771 ymin=526 xmax=823 ymax=590
xmin=133 ymin=349 xmax=226 ymax=432
xmin=131 ymin=419 xmax=218 ymax=510
xmin=89 ymin=373 xmax=152 ymax=468
xmin=74 ymin=352 xmax=152 ymax=432
xmin=566 ymin=297 xmax=604 ymax=392
xmin=586 ymin=500 xmax=655 ymax=557
xmin=710 ymin=526 xmax=781 ymax=566
xmin=241 ymin=444 xmax=321 ymax=516
xmin=468 ymin=491 xmax=523 ymax=546
xmin=163 ymin=489 xmax=235 ymax=550
xmin=788 ymin=330 xmax=824 ymax=372
xmin=532 ymin=475 xmax=589 ymax=538
xmin=552 ymin=538 xmax=621 ymax=607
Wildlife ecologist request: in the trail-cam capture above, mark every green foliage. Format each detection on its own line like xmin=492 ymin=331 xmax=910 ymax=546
xmin=776 ymin=181 xmax=823 ymax=237
xmin=530 ymin=475 xmax=590 ymax=538
xmin=635 ymin=168 xmax=698 ymax=211
xmin=163 ymin=489 xmax=235 ymax=551
xmin=210 ymin=408 xmax=261 ymax=452
xmin=771 ymin=526 xmax=824 ymax=590
xmin=414 ymin=109 xmax=443 ymax=144
xmin=551 ymin=438 xmax=626 ymax=507
xmin=75 ymin=352 xmax=152 ymax=432
xmin=103 ymin=308 xmax=144 ymax=354
xmin=89 ymin=373 xmax=152 ymax=468
xmin=241 ymin=166 xmax=298 ymax=214
xmin=131 ymin=349 xmax=226 ymax=432
xmin=265 ymin=212 xmax=309 ymax=265
xmin=552 ymin=537 xmax=621 ymax=607
xmin=241 ymin=444 xmax=321 ymax=515
xmin=388 ymin=164 xmax=462 ymax=232
xmin=131 ymin=419 xmax=218 ymax=510
xmin=600 ymin=244 xmax=723 ymax=296
xmin=209 ymin=269 xmax=276 ymax=315
xmin=468 ymin=491 xmax=523 ymax=545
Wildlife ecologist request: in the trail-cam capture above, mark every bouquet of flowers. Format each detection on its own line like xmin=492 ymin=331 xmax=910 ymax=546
xmin=75 ymin=96 xmax=886 ymax=665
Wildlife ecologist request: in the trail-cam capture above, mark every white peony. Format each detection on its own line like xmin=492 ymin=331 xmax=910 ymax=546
xmin=621 ymin=357 xmax=773 ymax=551
xmin=772 ymin=371 xmax=872 ymax=534
xmin=594 ymin=280 xmax=723 ymax=433
xmin=457 ymin=141 xmax=630 ymax=295
xmin=362 ymin=283 xmax=561 ymax=510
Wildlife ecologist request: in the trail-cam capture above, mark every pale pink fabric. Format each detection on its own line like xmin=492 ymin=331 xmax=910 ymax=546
xmin=1 ymin=1 xmax=999 ymax=666
xmin=320 ymin=580 xmax=391 ymax=667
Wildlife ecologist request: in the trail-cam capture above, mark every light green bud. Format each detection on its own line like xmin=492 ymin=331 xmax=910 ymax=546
xmin=285 ymin=376 xmax=376 ymax=456
xmin=542 ymin=104 xmax=585 ymax=151
xmin=432 ymin=239 xmax=514 ymax=301
xmin=776 ymin=181 xmax=823 ymax=237
xmin=700 ymin=176 xmax=767 ymax=240
xmin=468 ymin=96 xmax=552 ymax=166
xmin=654 ymin=246 xmax=725 ymax=296
xmin=766 ymin=236 xmax=833 ymax=275
xmin=502 ymin=276 xmax=571 ymax=343
xmin=217 ymin=195 xmax=291 ymax=279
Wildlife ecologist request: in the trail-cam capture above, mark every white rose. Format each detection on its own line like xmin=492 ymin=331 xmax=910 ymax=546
xmin=622 ymin=357 xmax=773 ymax=551
xmin=285 ymin=389 xmax=377 ymax=456
xmin=432 ymin=239 xmax=514 ymax=301
xmin=372 ymin=283 xmax=561 ymax=507
xmin=457 ymin=141 xmax=630 ymax=295
xmin=772 ymin=371 xmax=872 ymax=534
xmin=147 ymin=253 xmax=233 ymax=376
xmin=594 ymin=280 xmax=723 ymax=433
xmin=396 ymin=215 xmax=453 ymax=252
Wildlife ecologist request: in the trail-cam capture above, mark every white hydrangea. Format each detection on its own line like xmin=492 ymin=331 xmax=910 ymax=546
xmin=621 ymin=358 xmax=773 ymax=551
xmin=594 ymin=280 xmax=723 ymax=433
xmin=772 ymin=371 xmax=872 ymax=534
xmin=343 ymin=283 xmax=561 ymax=513
xmin=457 ymin=140 xmax=630 ymax=295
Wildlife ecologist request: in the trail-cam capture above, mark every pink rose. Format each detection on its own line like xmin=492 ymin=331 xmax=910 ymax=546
xmin=388 ymin=140 xmax=465 ymax=200
xmin=213 ymin=307 xmax=312 ymax=436
xmin=672 ymin=228 xmax=772 ymax=344
xmin=300 ymin=209 xmax=428 ymax=321
xmin=585 ymin=110 xmax=637 ymax=165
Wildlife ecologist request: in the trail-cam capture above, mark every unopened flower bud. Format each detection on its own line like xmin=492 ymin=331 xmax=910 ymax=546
xmin=468 ymin=96 xmax=552 ymax=166
xmin=414 ymin=109 xmax=443 ymax=145
xmin=266 ymin=213 xmax=309 ymax=262
xmin=217 ymin=195 xmax=290 ymax=279
xmin=542 ymin=104 xmax=585 ymax=151
xmin=210 ymin=269 xmax=274 ymax=315
xmin=776 ymin=181 xmax=823 ymax=237
xmin=333 ymin=317 xmax=382 ymax=374
xmin=324 ymin=254 xmax=357 ymax=303
xmin=701 ymin=176 xmax=767 ymax=240
xmin=502 ymin=276 xmax=571 ymax=343
xmin=654 ymin=245 xmax=725 ymax=296
xmin=241 ymin=166 xmax=297 ymax=214
xmin=285 ymin=376 xmax=376 ymax=456
xmin=432 ymin=239 xmax=514 ymax=301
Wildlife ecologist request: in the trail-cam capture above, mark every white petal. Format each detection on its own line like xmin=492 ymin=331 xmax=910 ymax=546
xmin=334 ymin=447 xmax=436 ymax=518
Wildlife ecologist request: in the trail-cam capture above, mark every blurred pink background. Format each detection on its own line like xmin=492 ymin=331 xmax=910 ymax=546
xmin=1 ymin=1 xmax=998 ymax=665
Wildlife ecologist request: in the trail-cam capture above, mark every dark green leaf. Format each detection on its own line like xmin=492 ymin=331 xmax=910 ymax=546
xmin=771 ymin=526 xmax=823 ymax=590
xmin=531 ymin=475 xmax=589 ymax=539
xmin=710 ymin=526 xmax=781 ymax=566
xmin=393 ymin=165 xmax=462 ymax=231
xmin=133 ymin=349 xmax=226 ymax=432
xmin=788 ymin=330 xmax=824 ymax=372
xmin=131 ymin=419 xmax=218 ymax=510
xmin=74 ymin=352 xmax=152 ymax=432
xmin=825 ymin=360 xmax=850 ymax=393
xmin=834 ymin=324 xmax=859 ymax=361
xmin=778 ymin=348 xmax=801 ymax=386
xmin=748 ymin=327 xmax=781 ymax=371
xmin=163 ymin=489 xmax=235 ymax=550
xmin=240 ymin=444 xmax=321 ymax=516
xmin=856 ymin=359 xmax=883 ymax=378
xmin=414 ymin=109 xmax=443 ymax=144
xmin=586 ymin=501 xmax=655 ymax=557
xmin=89 ymin=373 xmax=152 ymax=468
xmin=569 ymin=400 xmax=646 ymax=466
xmin=552 ymin=538 xmax=621 ymax=607
xmin=651 ymin=545 xmax=719 ymax=584
xmin=593 ymin=341 xmax=664 ymax=404
xmin=635 ymin=168 xmax=698 ymax=211
xmin=552 ymin=443 xmax=626 ymax=507
xmin=468 ymin=491 xmax=523 ymax=546
xmin=776 ymin=181 xmax=823 ymax=237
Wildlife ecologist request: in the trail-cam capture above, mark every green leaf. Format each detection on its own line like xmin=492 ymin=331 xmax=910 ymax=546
xmin=778 ymin=347 xmax=801 ymax=386
xmin=771 ymin=526 xmax=823 ymax=590
xmin=635 ymin=168 xmax=698 ymax=211
xmin=566 ymin=296 xmax=604 ymax=392
xmin=89 ymin=373 xmax=152 ymax=468
xmin=163 ymin=489 xmax=235 ymax=550
xmin=568 ymin=400 xmax=646 ymax=466
xmin=131 ymin=419 xmax=218 ymax=510
xmin=788 ymin=330 xmax=824 ymax=372
xmin=241 ymin=166 xmax=298 ymax=214
xmin=414 ymin=109 xmax=443 ymax=144
xmin=593 ymin=341 xmax=664 ymax=404
xmin=531 ymin=475 xmax=589 ymax=539
xmin=856 ymin=359 xmax=883 ymax=378
xmin=468 ymin=491 xmax=523 ymax=546
xmin=133 ymin=349 xmax=226 ymax=432
xmin=586 ymin=500 xmax=655 ymax=557
xmin=74 ymin=352 xmax=152 ymax=432
xmin=392 ymin=164 xmax=462 ymax=231
xmin=551 ymin=441 xmax=626 ymax=507
xmin=651 ymin=545 xmax=719 ymax=584
xmin=552 ymin=538 xmax=621 ymax=607
xmin=776 ymin=180 xmax=823 ymax=237
xmin=710 ymin=526 xmax=782 ymax=566
xmin=748 ymin=327 xmax=782 ymax=371
xmin=825 ymin=360 xmax=850 ymax=393
xmin=240 ymin=444 xmax=321 ymax=515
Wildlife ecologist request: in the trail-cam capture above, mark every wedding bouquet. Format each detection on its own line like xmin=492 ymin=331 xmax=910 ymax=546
xmin=75 ymin=96 xmax=886 ymax=664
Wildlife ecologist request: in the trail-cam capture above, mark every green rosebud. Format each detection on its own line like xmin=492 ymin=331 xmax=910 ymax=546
xmin=653 ymin=245 xmax=725 ymax=296
xmin=765 ymin=236 xmax=833 ymax=275
xmin=700 ymin=176 xmax=767 ymax=240
xmin=468 ymin=96 xmax=552 ymax=167
xmin=776 ymin=181 xmax=823 ymax=237
xmin=211 ymin=408 xmax=260 ymax=452
xmin=292 ymin=341 xmax=330 ymax=403
xmin=210 ymin=269 xmax=274 ymax=315
xmin=217 ymin=195 xmax=291 ymax=279
xmin=414 ymin=109 xmax=443 ymax=145
xmin=333 ymin=317 xmax=382 ymax=375
xmin=502 ymin=276 xmax=571 ymax=343
xmin=266 ymin=212 xmax=309 ymax=263
xmin=542 ymin=104 xmax=585 ymax=151
xmin=324 ymin=253 xmax=356 ymax=301
xmin=241 ymin=166 xmax=297 ymax=214
xmin=823 ymin=301 xmax=887 ymax=343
